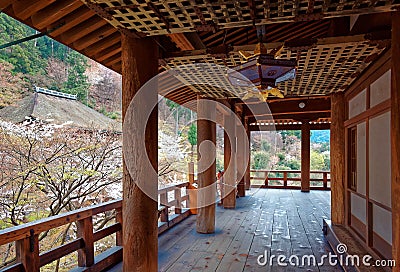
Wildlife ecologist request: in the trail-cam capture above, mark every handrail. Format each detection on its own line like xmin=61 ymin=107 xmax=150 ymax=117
xmin=250 ymin=169 xmax=330 ymax=174
xmin=250 ymin=169 xmax=331 ymax=190
xmin=0 ymin=181 xmax=191 ymax=272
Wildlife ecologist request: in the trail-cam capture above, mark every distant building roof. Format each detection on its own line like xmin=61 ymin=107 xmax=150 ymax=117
xmin=0 ymin=92 xmax=121 ymax=131
xmin=34 ymin=86 xmax=77 ymax=100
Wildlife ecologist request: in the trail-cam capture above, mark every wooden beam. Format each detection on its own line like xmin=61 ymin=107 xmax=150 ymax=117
xmin=60 ymin=16 xmax=107 ymax=44
xmin=163 ymin=33 xmax=389 ymax=59
xmin=301 ymin=121 xmax=311 ymax=192
xmin=245 ymin=96 xmax=331 ymax=117
xmin=196 ymin=97 xmax=216 ymax=233
xmin=391 ymin=11 xmax=400 ymax=272
xmin=223 ymin=111 xmax=237 ymax=209
xmin=84 ymin=32 xmax=121 ymax=56
xmin=121 ymin=35 xmax=158 ymax=271
xmin=330 ymin=92 xmax=345 ymax=225
xmin=103 ymin=53 xmax=121 ymax=67
xmin=168 ymin=33 xmax=195 ymax=51
xmin=248 ymin=111 xmax=331 ymax=123
xmin=47 ymin=6 xmax=95 ymax=38
xmin=31 ymin=0 xmax=82 ymax=30
xmin=249 ymin=110 xmax=331 ymax=118
xmin=95 ymin=42 xmax=122 ymax=62
xmin=249 ymin=122 xmax=330 ymax=131
xmin=0 ymin=0 xmax=13 ymax=10
xmin=73 ymin=24 xmax=116 ymax=51
xmin=12 ymin=0 xmax=56 ymax=20
xmin=184 ymin=32 xmax=206 ymax=49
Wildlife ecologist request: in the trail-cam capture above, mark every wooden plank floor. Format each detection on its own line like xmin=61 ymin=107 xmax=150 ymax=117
xmin=108 ymin=189 xmax=341 ymax=272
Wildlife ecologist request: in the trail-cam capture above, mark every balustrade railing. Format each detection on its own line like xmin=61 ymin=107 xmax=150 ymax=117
xmin=0 ymin=182 xmax=190 ymax=272
xmin=250 ymin=169 xmax=330 ymax=190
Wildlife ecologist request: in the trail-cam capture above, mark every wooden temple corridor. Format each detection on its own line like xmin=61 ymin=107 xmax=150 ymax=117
xmin=109 ymin=189 xmax=338 ymax=272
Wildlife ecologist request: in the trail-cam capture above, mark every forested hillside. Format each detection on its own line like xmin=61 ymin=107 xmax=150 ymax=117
xmin=0 ymin=13 xmax=121 ymax=116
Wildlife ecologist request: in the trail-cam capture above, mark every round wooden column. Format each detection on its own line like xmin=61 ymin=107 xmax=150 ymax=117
xmin=223 ymin=112 xmax=236 ymax=209
xmin=301 ymin=121 xmax=311 ymax=192
xmin=236 ymin=121 xmax=246 ymax=197
xmin=121 ymin=34 xmax=158 ymax=271
xmin=196 ymin=98 xmax=216 ymax=233
xmin=244 ymin=122 xmax=251 ymax=190
xmin=391 ymin=11 xmax=400 ymax=272
xmin=330 ymin=92 xmax=345 ymax=225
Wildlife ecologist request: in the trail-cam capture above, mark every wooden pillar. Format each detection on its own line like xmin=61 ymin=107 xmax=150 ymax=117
xmin=301 ymin=121 xmax=310 ymax=192
xmin=391 ymin=11 xmax=400 ymax=272
xmin=236 ymin=121 xmax=246 ymax=197
xmin=223 ymin=112 xmax=236 ymax=209
xmin=196 ymin=97 xmax=216 ymax=233
xmin=235 ymin=105 xmax=246 ymax=197
xmin=330 ymin=92 xmax=345 ymax=225
xmin=245 ymin=122 xmax=251 ymax=190
xmin=121 ymin=34 xmax=158 ymax=271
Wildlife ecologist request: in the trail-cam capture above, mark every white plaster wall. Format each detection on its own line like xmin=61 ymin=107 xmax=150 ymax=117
xmin=349 ymin=89 xmax=367 ymax=119
xmin=357 ymin=122 xmax=367 ymax=195
xmin=370 ymin=70 xmax=391 ymax=108
xmin=373 ymin=204 xmax=392 ymax=245
xmin=369 ymin=111 xmax=391 ymax=208
xmin=351 ymin=193 xmax=366 ymax=223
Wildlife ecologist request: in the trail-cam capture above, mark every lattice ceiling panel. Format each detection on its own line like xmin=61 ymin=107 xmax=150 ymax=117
xmin=85 ymin=0 xmax=399 ymax=35
xmin=162 ymin=40 xmax=386 ymax=97
xmin=162 ymin=60 xmax=250 ymax=99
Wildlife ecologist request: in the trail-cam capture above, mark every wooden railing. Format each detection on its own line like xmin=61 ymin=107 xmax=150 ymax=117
xmin=158 ymin=182 xmax=191 ymax=233
xmin=250 ymin=169 xmax=331 ymax=190
xmin=0 ymin=182 xmax=190 ymax=272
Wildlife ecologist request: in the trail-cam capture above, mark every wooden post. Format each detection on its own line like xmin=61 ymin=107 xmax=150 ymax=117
xmin=77 ymin=217 xmax=94 ymax=267
xmin=115 ymin=207 xmax=123 ymax=246
xmin=196 ymin=97 xmax=216 ymax=234
xmin=283 ymin=171 xmax=288 ymax=188
xmin=188 ymin=162 xmax=195 ymax=185
xmin=391 ymin=11 xmax=400 ymax=272
xmin=323 ymin=172 xmax=328 ymax=190
xmin=188 ymin=162 xmax=198 ymax=214
xmin=223 ymin=112 xmax=236 ymax=209
xmin=16 ymin=232 xmax=39 ymax=272
xmin=265 ymin=171 xmax=269 ymax=187
xmin=159 ymin=192 xmax=168 ymax=223
xmin=236 ymin=125 xmax=246 ymax=196
xmin=245 ymin=124 xmax=251 ymax=190
xmin=121 ymin=34 xmax=158 ymax=271
xmin=301 ymin=121 xmax=311 ymax=192
xmin=175 ymin=188 xmax=182 ymax=214
xmin=330 ymin=92 xmax=346 ymax=225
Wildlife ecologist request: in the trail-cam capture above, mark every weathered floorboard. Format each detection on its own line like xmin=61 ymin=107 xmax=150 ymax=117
xmin=108 ymin=189 xmax=340 ymax=272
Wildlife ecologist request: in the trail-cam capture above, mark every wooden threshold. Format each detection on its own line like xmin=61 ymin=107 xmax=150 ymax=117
xmin=323 ymin=219 xmax=391 ymax=272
